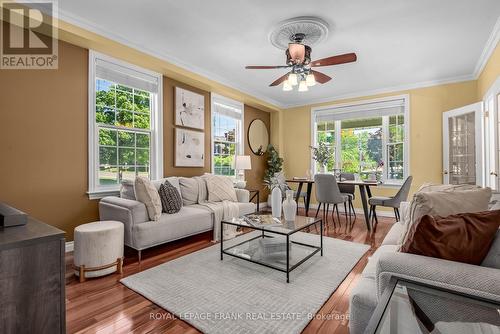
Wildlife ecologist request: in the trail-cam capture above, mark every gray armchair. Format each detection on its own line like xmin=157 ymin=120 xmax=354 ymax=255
xmin=368 ymin=176 xmax=413 ymax=225
xmin=314 ymin=174 xmax=351 ymax=228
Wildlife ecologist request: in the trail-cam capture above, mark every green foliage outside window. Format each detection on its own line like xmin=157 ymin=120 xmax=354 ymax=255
xmin=316 ymin=116 xmax=403 ymax=181
xmin=96 ymin=79 xmax=151 ymax=185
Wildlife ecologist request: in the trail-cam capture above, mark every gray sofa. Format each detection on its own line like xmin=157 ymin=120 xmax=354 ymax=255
xmin=99 ymin=176 xmax=256 ymax=261
xmin=349 ymin=202 xmax=500 ymax=334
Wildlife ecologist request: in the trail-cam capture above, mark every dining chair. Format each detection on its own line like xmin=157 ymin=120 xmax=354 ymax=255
xmin=314 ymin=174 xmax=351 ymax=228
xmin=368 ymin=176 xmax=413 ymax=226
xmin=339 ymin=173 xmax=357 ymax=223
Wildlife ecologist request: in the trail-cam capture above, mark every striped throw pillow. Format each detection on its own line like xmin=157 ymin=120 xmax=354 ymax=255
xmin=158 ymin=180 xmax=182 ymax=214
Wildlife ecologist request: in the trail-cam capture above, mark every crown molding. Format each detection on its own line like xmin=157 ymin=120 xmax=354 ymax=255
xmin=473 ymin=16 xmax=500 ymax=79
xmin=56 ymin=8 xmax=285 ymax=110
xmin=281 ymin=74 xmax=475 ymax=109
xmin=49 ymin=6 xmax=497 ymax=110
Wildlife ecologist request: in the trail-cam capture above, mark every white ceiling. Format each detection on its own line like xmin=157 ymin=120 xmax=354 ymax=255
xmin=59 ymin=0 xmax=500 ymax=108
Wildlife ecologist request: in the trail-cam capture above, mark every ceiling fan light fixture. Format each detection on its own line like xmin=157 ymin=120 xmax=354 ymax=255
xmin=282 ymin=80 xmax=293 ymax=91
xmin=288 ymin=73 xmax=298 ymax=86
xmin=298 ymin=80 xmax=309 ymax=92
xmin=288 ymin=43 xmax=305 ymax=64
xmin=306 ymin=73 xmax=316 ymax=86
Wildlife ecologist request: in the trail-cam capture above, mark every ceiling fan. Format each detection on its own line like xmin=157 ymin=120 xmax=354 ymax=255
xmin=245 ymin=33 xmax=357 ymax=92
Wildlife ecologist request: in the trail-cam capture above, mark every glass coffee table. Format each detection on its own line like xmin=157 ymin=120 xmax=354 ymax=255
xmin=220 ymin=213 xmax=323 ymax=283
xmin=364 ymin=277 xmax=500 ymax=334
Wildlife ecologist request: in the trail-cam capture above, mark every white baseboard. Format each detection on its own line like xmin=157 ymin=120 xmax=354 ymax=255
xmin=297 ymin=202 xmax=396 ymax=218
xmin=65 ymin=241 xmax=74 ymax=253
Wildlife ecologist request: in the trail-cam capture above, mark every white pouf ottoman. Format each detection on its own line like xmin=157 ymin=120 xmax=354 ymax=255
xmin=73 ymin=220 xmax=124 ymax=282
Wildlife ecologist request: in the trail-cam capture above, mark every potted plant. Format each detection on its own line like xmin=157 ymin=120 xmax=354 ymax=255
xmin=263 ymin=144 xmax=286 ymax=191
xmin=310 ymin=142 xmax=333 ymax=173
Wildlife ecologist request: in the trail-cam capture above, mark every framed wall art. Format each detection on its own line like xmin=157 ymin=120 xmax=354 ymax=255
xmin=175 ymin=128 xmax=205 ymax=167
xmin=174 ymin=87 xmax=205 ymax=130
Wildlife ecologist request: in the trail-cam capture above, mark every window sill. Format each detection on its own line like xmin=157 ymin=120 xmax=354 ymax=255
xmin=87 ymin=189 xmax=120 ymax=200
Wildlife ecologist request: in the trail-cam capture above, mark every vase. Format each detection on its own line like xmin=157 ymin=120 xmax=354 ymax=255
xmin=271 ymin=187 xmax=282 ymax=218
xmin=320 ymin=165 xmax=326 ymax=173
xmin=282 ymin=190 xmax=297 ymax=222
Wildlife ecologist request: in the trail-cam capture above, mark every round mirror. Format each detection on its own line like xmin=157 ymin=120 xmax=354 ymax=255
xmin=248 ymin=119 xmax=269 ymax=156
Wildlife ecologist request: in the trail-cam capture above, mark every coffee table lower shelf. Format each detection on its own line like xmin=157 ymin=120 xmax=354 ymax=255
xmin=220 ymin=234 xmax=322 ymax=283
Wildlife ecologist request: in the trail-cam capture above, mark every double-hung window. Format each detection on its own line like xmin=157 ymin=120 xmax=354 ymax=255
xmin=88 ymin=51 xmax=163 ymax=198
xmin=211 ymin=94 xmax=244 ymax=176
xmin=312 ymin=96 xmax=409 ymax=184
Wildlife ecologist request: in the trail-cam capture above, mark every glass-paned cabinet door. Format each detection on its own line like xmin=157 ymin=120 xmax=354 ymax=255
xmin=443 ymin=103 xmax=483 ymax=185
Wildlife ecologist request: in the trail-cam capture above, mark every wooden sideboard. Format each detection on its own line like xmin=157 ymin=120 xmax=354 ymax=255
xmin=0 ymin=216 xmax=65 ymax=334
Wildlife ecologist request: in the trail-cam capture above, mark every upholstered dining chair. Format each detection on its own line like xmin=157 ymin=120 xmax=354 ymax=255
xmin=339 ymin=173 xmax=357 ymax=223
xmin=368 ymin=176 xmax=413 ymax=226
xmin=314 ymin=174 xmax=351 ymax=228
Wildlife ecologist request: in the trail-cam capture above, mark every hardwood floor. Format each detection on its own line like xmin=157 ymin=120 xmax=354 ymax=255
xmin=65 ymin=208 xmax=394 ymax=334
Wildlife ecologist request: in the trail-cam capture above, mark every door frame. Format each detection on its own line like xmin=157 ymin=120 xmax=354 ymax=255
xmin=482 ymin=76 xmax=500 ymax=190
xmin=442 ymin=102 xmax=483 ymax=185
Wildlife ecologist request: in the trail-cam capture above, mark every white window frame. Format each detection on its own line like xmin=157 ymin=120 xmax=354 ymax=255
xmin=88 ymin=51 xmax=163 ymax=199
xmin=210 ymin=93 xmax=244 ymax=178
xmin=311 ymin=94 xmax=410 ymax=186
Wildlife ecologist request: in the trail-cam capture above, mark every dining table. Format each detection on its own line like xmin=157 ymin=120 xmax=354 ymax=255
xmin=286 ymin=178 xmax=378 ymax=231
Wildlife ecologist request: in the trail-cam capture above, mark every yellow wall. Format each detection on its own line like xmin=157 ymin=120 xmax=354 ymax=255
xmin=477 ymin=42 xmax=500 ymax=98
xmin=274 ymin=81 xmax=479 ymax=207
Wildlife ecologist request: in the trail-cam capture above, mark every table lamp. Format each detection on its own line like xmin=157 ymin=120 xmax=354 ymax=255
xmin=234 ymin=155 xmax=251 ymax=188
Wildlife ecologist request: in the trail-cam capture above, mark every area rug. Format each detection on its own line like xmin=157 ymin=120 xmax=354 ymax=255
xmin=121 ymin=231 xmax=369 ymax=334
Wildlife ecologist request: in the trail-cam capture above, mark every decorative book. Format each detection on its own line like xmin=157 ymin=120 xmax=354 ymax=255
xmin=245 ymin=214 xmax=282 ymax=227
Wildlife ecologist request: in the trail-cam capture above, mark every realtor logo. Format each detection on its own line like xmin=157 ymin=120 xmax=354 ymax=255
xmin=1 ymin=1 xmax=58 ymax=69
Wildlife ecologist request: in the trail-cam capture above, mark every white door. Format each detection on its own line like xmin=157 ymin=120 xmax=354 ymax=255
xmin=483 ymin=76 xmax=500 ymax=191
xmin=443 ymin=102 xmax=483 ymax=185
xmin=484 ymin=94 xmax=498 ymax=190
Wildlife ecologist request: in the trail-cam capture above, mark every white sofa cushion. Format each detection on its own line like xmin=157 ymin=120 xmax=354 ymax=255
xmin=153 ymin=177 xmax=180 ymax=193
xmin=205 ymin=175 xmax=237 ymax=202
xmin=134 ymin=176 xmax=162 ymax=221
xmin=133 ymin=206 xmax=213 ymax=249
xmin=121 ymin=177 xmax=180 ymax=200
xmin=179 ymin=177 xmax=199 ymax=206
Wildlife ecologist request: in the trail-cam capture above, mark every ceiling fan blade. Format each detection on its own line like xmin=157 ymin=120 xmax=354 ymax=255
xmin=245 ymin=65 xmax=290 ymax=69
xmin=310 ymin=53 xmax=357 ymax=67
xmin=269 ymin=73 xmax=290 ymax=87
xmin=310 ymin=70 xmax=332 ymax=84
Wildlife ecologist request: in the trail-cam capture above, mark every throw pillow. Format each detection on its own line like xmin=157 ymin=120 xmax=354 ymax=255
xmin=158 ymin=181 xmax=182 ymax=214
xmin=417 ymin=183 xmax=480 ymax=193
xmin=205 ymin=175 xmax=238 ymax=202
xmin=134 ymin=176 xmax=162 ymax=221
xmin=400 ymin=210 xmax=500 ymax=265
xmin=398 ymin=187 xmax=492 ymax=249
xmin=152 ymin=177 xmax=181 ymax=193
xmin=179 ymin=177 xmax=199 ymax=206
